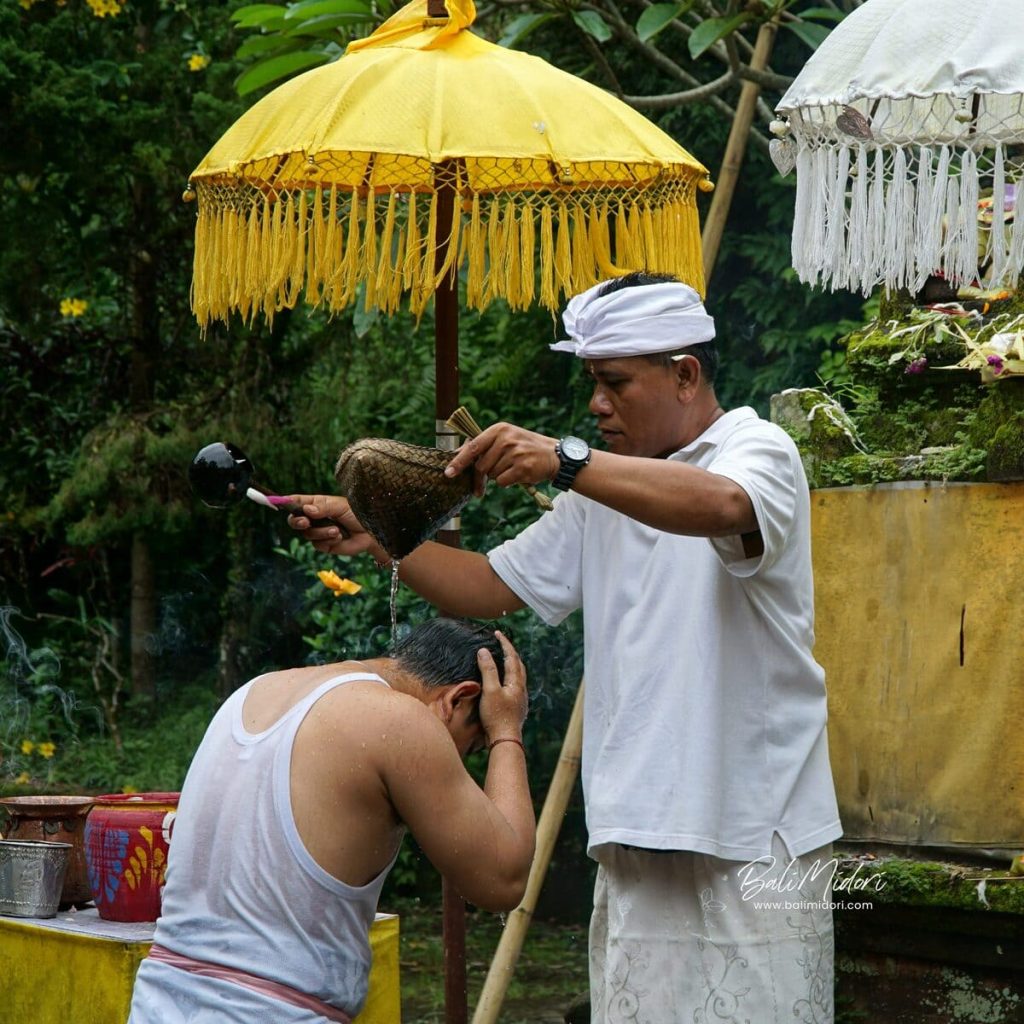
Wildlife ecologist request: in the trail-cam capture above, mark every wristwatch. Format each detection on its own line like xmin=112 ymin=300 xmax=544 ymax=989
xmin=552 ymin=436 xmax=592 ymax=491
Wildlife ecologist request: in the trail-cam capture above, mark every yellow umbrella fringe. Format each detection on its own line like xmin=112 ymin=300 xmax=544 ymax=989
xmin=590 ymin=202 xmax=618 ymax=280
xmin=510 ymin=204 xmax=525 ymax=307
xmin=322 ymin=185 xmax=339 ymax=301
xmin=419 ymin=189 xmax=440 ymax=314
xmin=262 ymin=192 xmax=278 ymax=319
xmin=326 ymin=190 xmax=351 ymax=309
xmin=653 ymin=210 xmax=667 ymax=275
xmin=386 ymin=222 xmax=406 ymax=313
xmin=339 ymin=188 xmax=361 ymax=309
xmin=223 ymin=209 xmax=240 ymax=312
xmin=376 ymin=190 xmax=398 ymax=301
xmin=287 ymin=189 xmax=308 ymax=309
xmin=189 ymin=180 xmax=710 ymax=323
xmin=193 ymin=210 xmax=212 ymax=326
xmin=518 ymin=203 xmax=536 ymax=309
xmin=230 ymin=210 xmax=252 ymax=323
xmin=660 ymin=205 xmax=676 ymax=274
xmin=245 ymin=202 xmax=262 ymax=305
xmin=625 ymin=202 xmax=643 ymax=271
xmin=260 ymin=199 xmax=276 ymax=322
xmin=407 ymin=195 xmax=426 ymax=318
xmin=363 ymin=192 xmax=379 ymax=311
xmin=554 ymin=199 xmax=572 ymax=297
xmin=684 ymin=202 xmax=704 ymax=293
xmin=539 ymin=202 xmax=555 ymax=311
xmin=191 ymin=213 xmax=210 ymax=328
xmin=571 ymin=205 xmax=593 ymax=296
xmin=640 ymin=202 xmax=657 ymax=276
xmin=466 ymin=192 xmax=485 ymax=308
xmin=613 ymin=199 xmax=629 ymax=270
xmin=496 ymin=202 xmax=515 ymax=305
xmin=306 ymin=186 xmax=323 ymax=307
xmin=265 ymin=195 xmax=284 ymax=311
xmin=275 ymin=193 xmax=297 ymax=312
xmin=481 ymin=195 xmax=500 ymax=306
xmin=436 ymin=193 xmax=462 ymax=288
xmin=403 ymin=192 xmax=420 ymax=291
xmin=214 ymin=208 xmax=229 ymax=319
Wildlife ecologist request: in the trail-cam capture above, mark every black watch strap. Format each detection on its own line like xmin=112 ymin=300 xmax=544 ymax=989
xmin=552 ymin=437 xmax=591 ymax=491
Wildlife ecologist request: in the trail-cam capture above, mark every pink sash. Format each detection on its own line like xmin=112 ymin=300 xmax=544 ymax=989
xmin=147 ymin=943 xmax=353 ymax=1023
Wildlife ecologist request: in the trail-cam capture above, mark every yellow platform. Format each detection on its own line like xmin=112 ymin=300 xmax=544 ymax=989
xmin=0 ymin=908 xmax=400 ymax=1023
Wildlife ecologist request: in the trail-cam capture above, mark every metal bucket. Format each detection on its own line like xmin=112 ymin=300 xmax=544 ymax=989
xmin=0 ymin=840 xmax=72 ymax=919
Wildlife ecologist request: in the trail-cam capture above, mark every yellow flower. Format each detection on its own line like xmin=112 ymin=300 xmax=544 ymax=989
xmin=15 ymin=772 xmax=31 ymax=785
xmin=121 ymin=785 xmax=138 ymax=794
xmin=86 ymin=0 xmax=124 ymax=17
xmin=37 ymin=742 xmax=56 ymax=759
xmin=317 ymin=570 xmax=362 ymax=597
xmin=59 ymin=297 xmax=88 ymax=318
xmin=19 ymin=0 xmax=38 ymax=10
xmin=187 ymin=54 xmax=211 ymax=73
xmin=20 ymin=739 xmax=34 ymax=755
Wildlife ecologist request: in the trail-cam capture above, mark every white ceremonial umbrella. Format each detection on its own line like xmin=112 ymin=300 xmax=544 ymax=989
xmin=771 ymin=0 xmax=1024 ymax=295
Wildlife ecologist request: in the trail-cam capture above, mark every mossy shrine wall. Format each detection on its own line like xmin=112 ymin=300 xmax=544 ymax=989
xmin=775 ymin=290 xmax=1024 ymax=850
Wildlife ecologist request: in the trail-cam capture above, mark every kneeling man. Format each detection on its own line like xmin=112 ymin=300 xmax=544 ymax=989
xmin=127 ymin=619 xmax=533 ymax=1024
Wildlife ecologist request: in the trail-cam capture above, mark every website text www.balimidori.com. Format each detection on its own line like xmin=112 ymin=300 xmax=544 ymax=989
xmin=751 ymin=898 xmax=875 ymax=911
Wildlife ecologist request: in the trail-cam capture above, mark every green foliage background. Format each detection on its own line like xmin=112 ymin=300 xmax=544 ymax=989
xmin=1 ymin=0 xmax=860 ymax=909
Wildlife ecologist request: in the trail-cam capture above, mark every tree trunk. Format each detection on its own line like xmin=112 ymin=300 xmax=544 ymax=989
xmin=217 ymin=513 xmax=259 ymax=699
xmin=130 ymin=533 xmax=157 ymax=698
xmin=127 ymin=175 xmax=161 ymax=699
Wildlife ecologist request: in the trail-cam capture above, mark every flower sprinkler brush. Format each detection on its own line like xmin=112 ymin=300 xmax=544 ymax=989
xmin=445 ymin=407 xmax=554 ymax=511
xmin=188 ymin=441 xmax=348 ymax=534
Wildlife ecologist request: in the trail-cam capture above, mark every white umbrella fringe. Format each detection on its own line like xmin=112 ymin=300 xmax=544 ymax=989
xmin=777 ymin=92 xmax=1024 ymax=295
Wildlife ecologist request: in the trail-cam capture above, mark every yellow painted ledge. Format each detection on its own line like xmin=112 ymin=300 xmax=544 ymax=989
xmin=0 ymin=909 xmax=399 ymax=1023
xmin=812 ymin=481 xmax=1024 ymax=848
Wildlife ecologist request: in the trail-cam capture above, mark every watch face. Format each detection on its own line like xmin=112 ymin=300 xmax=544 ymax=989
xmin=561 ymin=436 xmax=590 ymax=461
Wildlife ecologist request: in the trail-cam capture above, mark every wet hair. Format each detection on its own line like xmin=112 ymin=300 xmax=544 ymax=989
xmin=595 ymin=271 xmax=719 ymax=386
xmin=392 ymin=618 xmax=504 ymax=690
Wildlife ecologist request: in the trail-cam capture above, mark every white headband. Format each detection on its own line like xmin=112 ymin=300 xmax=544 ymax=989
xmin=551 ymin=280 xmax=715 ymax=360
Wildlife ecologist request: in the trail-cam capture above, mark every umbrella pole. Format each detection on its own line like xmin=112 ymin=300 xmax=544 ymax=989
xmin=433 ymin=160 xmax=468 ymax=1024
xmin=701 ymin=18 xmax=778 ymax=286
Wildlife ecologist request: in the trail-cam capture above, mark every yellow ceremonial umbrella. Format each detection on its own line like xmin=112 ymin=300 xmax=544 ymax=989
xmin=186 ymin=0 xmax=712 ymax=329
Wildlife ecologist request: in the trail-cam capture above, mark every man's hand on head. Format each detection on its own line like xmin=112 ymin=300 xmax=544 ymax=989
xmin=444 ymin=423 xmax=560 ymax=495
xmin=478 ymin=631 xmax=528 ymax=747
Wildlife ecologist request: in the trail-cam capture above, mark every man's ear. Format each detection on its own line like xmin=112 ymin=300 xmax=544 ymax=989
xmin=674 ymin=354 xmax=701 ymax=400
xmin=434 ymin=680 xmax=482 ymax=723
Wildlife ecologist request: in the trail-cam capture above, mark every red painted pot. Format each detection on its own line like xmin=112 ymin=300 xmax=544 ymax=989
xmin=84 ymin=792 xmax=178 ymax=922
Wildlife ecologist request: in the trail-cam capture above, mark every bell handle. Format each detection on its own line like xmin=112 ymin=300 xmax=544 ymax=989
xmin=249 ymin=487 xmax=350 ymax=537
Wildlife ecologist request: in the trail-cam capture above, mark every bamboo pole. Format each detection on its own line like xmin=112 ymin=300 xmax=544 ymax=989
xmin=701 ymin=19 xmax=779 ymax=288
xmin=471 ymin=681 xmax=586 ymax=1024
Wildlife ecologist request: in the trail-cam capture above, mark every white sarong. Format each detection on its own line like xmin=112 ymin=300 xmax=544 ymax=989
xmin=589 ymin=836 xmax=834 ymax=1024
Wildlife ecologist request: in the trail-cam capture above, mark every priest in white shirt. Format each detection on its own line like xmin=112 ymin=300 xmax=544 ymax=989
xmin=291 ymin=271 xmax=843 ymax=1024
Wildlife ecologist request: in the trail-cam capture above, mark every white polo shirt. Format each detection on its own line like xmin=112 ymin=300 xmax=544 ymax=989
xmin=488 ymin=407 xmax=842 ymax=862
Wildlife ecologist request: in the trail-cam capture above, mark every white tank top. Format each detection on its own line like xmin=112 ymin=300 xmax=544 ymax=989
xmin=129 ymin=671 xmax=394 ymax=1022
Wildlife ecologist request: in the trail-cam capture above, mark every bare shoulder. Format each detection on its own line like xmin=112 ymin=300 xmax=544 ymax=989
xmin=312 ymin=681 xmax=451 ymax=750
